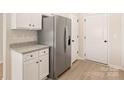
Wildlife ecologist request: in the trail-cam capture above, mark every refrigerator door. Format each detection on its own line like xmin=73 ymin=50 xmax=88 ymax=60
xmin=54 ymin=16 xmax=67 ymax=78
xmin=65 ymin=18 xmax=71 ymax=69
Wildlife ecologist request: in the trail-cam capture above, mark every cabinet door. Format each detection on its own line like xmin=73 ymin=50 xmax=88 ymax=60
xmin=24 ymin=58 xmax=39 ymax=80
xmin=14 ymin=13 xmax=31 ymax=29
xmin=39 ymin=56 xmax=49 ymax=79
xmin=31 ymin=13 xmax=42 ymax=30
xmin=11 ymin=13 xmax=42 ymax=30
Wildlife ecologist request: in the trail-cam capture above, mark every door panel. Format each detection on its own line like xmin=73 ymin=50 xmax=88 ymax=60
xmin=85 ymin=14 xmax=108 ymax=64
xmin=16 ymin=13 xmax=31 ymax=29
xmin=23 ymin=58 xmax=39 ymax=80
xmin=71 ymin=15 xmax=79 ymax=63
xmin=54 ymin=16 xmax=66 ymax=77
xmin=31 ymin=13 xmax=42 ymax=29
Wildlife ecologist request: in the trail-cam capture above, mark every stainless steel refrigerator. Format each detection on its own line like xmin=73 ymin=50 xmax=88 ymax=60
xmin=38 ymin=15 xmax=71 ymax=79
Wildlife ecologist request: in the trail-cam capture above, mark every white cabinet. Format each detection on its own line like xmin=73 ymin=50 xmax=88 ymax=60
xmin=11 ymin=13 xmax=42 ymax=30
xmin=11 ymin=48 xmax=49 ymax=80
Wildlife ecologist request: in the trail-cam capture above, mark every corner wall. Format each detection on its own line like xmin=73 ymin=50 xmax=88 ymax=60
xmin=108 ymin=14 xmax=121 ymax=67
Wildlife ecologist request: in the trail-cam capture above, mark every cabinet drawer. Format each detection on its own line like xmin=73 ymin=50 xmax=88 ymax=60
xmin=23 ymin=51 xmax=38 ymax=61
xmin=39 ymin=49 xmax=49 ymax=56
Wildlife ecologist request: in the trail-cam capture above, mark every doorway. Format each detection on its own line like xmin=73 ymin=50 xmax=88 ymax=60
xmin=84 ymin=14 xmax=108 ymax=64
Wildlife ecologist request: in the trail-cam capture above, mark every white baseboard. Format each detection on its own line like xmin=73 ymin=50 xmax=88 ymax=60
xmin=109 ymin=64 xmax=124 ymax=71
xmin=77 ymin=57 xmax=85 ymax=60
xmin=108 ymin=64 xmax=122 ymax=70
xmin=72 ymin=58 xmax=124 ymax=71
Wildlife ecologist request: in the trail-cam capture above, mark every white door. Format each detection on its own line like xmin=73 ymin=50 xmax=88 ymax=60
xmin=85 ymin=14 xmax=108 ymax=64
xmin=24 ymin=58 xmax=39 ymax=80
xmin=71 ymin=15 xmax=79 ymax=63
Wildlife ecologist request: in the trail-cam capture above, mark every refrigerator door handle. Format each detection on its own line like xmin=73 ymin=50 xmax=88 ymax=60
xmin=64 ymin=27 xmax=66 ymax=53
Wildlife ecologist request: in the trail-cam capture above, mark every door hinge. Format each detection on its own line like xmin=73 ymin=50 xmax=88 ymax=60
xmin=77 ymin=35 xmax=79 ymax=38
xmin=84 ymin=53 xmax=86 ymax=56
xmin=84 ymin=19 xmax=86 ymax=22
xmin=77 ymin=19 xmax=79 ymax=23
xmin=77 ymin=51 xmax=79 ymax=54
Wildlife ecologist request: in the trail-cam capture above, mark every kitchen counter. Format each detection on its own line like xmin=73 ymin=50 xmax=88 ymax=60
xmin=11 ymin=42 xmax=49 ymax=54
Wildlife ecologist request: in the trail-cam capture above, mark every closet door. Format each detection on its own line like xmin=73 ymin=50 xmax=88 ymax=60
xmin=85 ymin=14 xmax=108 ymax=64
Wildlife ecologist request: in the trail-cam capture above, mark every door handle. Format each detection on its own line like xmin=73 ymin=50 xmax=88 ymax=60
xmin=64 ymin=27 xmax=66 ymax=53
xmin=36 ymin=62 xmax=39 ymax=64
xmin=68 ymin=36 xmax=71 ymax=45
xmin=104 ymin=40 xmax=108 ymax=43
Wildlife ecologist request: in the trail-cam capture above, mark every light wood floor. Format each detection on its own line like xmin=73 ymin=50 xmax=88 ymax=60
xmin=0 ymin=63 xmax=3 ymax=80
xmin=58 ymin=60 xmax=124 ymax=80
xmin=1 ymin=60 xmax=124 ymax=80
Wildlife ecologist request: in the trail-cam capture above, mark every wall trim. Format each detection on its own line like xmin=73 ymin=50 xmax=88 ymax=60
xmin=75 ymin=57 xmax=124 ymax=71
xmin=77 ymin=57 xmax=84 ymax=60
xmin=108 ymin=64 xmax=122 ymax=70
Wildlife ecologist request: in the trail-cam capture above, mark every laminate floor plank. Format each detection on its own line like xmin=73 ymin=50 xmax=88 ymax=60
xmin=59 ymin=60 xmax=124 ymax=80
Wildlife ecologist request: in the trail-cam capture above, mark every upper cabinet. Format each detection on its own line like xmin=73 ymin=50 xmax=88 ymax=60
xmin=11 ymin=13 xmax=42 ymax=30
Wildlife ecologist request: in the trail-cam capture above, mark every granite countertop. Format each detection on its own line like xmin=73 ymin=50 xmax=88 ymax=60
xmin=11 ymin=42 xmax=49 ymax=54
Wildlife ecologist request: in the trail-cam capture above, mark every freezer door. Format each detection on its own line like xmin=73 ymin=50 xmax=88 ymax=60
xmin=54 ymin=16 xmax=67 ymax=78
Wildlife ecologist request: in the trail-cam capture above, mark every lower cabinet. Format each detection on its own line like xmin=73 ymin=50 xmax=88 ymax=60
xmin=24 ymin=58 xmax=39 ymax=80
xmin=24 ymin=57 xmax=49 ymax=80
xmin=39 ymin=56 xmax=49 ymax=79
xmin=11 ymin=48 xmax=49 ymax=80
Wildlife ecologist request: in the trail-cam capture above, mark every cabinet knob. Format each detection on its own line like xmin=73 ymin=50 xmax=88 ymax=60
xmin=29 ymin=24 xmax=31 ymax=26
xmin=104 ymin=40 xmax=108 ymax=43
xmin=40 ymin=60 xmax=42 ymax=62
xmin=30 ymin=55 xmax=33 ymax=57
xmin=44 ymin=51 xmax=46 ymax=53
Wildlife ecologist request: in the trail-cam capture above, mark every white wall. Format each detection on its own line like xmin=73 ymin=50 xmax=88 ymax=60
xmin=121 ymin=14 xmax=124 ymax=68
xmin=108 ymin=14 xmax=121 ymax=67
xmin=0 ymin=14 xmax=3 ymax=63
xmin=5 ymin=14 xmax=37 ymax=79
